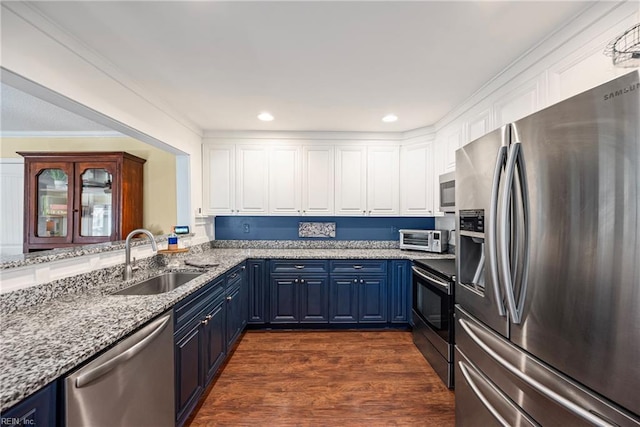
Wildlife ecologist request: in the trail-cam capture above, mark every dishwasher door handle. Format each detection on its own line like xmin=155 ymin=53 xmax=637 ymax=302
xmin=75 ymin=313 xmax=171 ymax=388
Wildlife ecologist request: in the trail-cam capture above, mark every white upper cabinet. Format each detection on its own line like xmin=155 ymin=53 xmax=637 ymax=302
xmin=467 ymin=108 xmax=493 ymax=144
xmin=493 ymin=76 xmax=543 ymax=127
xmin=335 ymin=145 xmax=367 ymax=215
xmin=203 ymin=144 xmax=235 ymax=215
xmin=400 ymin=142 xmax=434 ymax=216
xmin=269 ymin=145 xmax=301 ymax=215
xmin=367 ymin=145 xmax=399 ymax=216
xmin=236 ymin=145 xmax=269 ymax=215
xmin=302 ymin=145 xmax=334 ymax=215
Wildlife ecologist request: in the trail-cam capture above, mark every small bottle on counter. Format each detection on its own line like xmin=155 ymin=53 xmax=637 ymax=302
xmin=168 ymin=232 xmax=178 ymax=251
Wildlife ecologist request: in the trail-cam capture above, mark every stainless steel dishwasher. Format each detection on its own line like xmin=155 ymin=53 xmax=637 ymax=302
xmin=65 ymin=312 xmax=174 ymax=427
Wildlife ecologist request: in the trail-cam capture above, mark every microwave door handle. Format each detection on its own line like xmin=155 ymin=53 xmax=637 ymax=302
xmin=499 ymin=141 xmax=521 ymax=324
xmin=488 ymin=140 xmax=508 ymax=317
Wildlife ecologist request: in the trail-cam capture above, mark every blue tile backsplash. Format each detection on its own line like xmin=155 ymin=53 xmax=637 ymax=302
xmin=215 ymin=216 xmax=435 ymax=240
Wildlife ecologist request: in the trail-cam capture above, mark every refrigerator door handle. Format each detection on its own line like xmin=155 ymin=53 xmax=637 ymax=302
xmin=514 ymin=139 xmax=531 ymax=321
xmin=458 ymin=360 xmax=537 ymax=427
xmin=459 ymin=318 xmax=618 ymax=427
xmin=488 ymin=137 xmax=509 ymax=318
xmin=498 ymin=141 xmax=522 ymax=324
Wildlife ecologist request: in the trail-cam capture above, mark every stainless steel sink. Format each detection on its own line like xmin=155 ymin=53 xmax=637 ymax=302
xmin=113 ymin=272 xmax=203 ymax=296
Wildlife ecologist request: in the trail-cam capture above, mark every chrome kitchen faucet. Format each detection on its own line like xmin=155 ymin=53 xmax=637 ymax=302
xmin=123 ymin=229 xmax=158 ymax=281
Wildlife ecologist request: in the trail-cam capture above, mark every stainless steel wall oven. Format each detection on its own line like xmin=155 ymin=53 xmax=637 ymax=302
xmin=411 ymin=258 xmax=455 ymax=388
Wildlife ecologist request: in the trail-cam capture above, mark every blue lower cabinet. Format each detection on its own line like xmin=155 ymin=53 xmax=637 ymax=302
xmin=270 ymin=276 xmax=299 ymax=323
xmin=175 ymin=321 xmax=205 ymax=426
xmin=299 ymin=276 xmax=329 ymax=323
xmin=226 ymin=283 xmax=243 ymax=348
xmin=247 ymin=260 xmax=266 ymax=324
xmin=1 ymin=382 xmax=56 ymax=427
xmin=390 ymin=260 xmax=411 ymax=323
xmin=204 ymin=296 xmax=227 ymax=384
xmin=358 ymin=276 xmax=388 ymax=323
xmin=330 ymin=277 xmax=359 ymax=323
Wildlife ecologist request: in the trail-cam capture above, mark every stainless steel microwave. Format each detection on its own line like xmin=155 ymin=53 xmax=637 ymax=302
xmin=439 ymin=172 xmax=455 ymax=213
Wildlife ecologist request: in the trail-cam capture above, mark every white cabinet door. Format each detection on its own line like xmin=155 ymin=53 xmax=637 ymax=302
xmin=335 ymin=146 xmax=366 ymax=216
xmin=443 ymin=127 xmax=463 ymax=173
xmin=302 ymin=146 xmax=334 ymax=215
xmin=467 ymin=108 xmax=492 ymax=143
xmin=367 ymin=146 xmax=399 ymax=216
xmin=400 ymin=142 xmax=434 ymax=216
xmin=494 ymin=77 xmax=542 ymax=127
xmin=236 ymin=145 xmax=268 ymax=215
xmin=203 ymin=144 xmax=235 ymax=215
xmin=269 ymin=146 xmax=301 ymax=215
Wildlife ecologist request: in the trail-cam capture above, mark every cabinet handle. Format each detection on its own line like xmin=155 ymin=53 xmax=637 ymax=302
xmin=294 ymin=265 xmax=305 ymax=269
xmin=201 ymin=319 xmax=209 ymax=325
xmin=295 ymin=279 xmax=299 ymax=283
xmin=353 ymin=279 xmax=358 ymax=283
xmin=226 ymin=296 xmax=232 ymax=301
xmin=205 ymin=314 xmax=212 ymax=320
xmin=230 ymin=273 xmax=238 ymax=279
xmin=353 ymin=265 xmax=363 ymax=270
xmin=360 ymin=279 xmax=364 ymax=284
xmin=300 ymin=279 xmax=305 ymax=283
xmin=362 ymin=210 xmax=366 ymax=214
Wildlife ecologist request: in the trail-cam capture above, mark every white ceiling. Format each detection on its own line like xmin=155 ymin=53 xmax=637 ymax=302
xmin=27 ymin=1 xmax=595 ymax=133
xmin=0 ymin=82 xmax=114 ymax=133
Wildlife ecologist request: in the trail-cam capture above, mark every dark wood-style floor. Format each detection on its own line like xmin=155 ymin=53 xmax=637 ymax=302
xmin=187 ymin=330 xmax=455 ymax=426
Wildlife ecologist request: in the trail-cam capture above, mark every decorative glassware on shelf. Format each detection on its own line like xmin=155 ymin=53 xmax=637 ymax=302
xmin=37 ymin=168 xmax=68 ymax=237
xmin=80 ymin=168 xmax=113 ymax=237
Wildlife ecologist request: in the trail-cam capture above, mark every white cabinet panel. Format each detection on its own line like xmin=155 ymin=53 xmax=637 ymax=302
xmin=335 ymin=146 xmax=366 ymax=215
xmin=467 ymin=108 xmax=492 ymax=143
xmin=442 ymin=127 xmax=463 ymax=173
xmin=302 ymin=146 xmax=334 ymax=215
xmin=367 ymin=146 xmax=399 ymax=216
xmin=203 ymin=145 xmax=235 ymax=215
xmin=400 ymin=143 xmax=434 ymax=216
xmin=236 ymin=145 xmax=268 ymax=215
xmin=269 ymin=146 xmax=301 ymax=215
xmin=494 ymin=78 xmax=542 ymax=127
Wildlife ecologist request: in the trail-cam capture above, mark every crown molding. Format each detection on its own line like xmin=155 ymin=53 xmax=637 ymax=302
xmin=202 ymin=130 xmax=405 ymax=141
xmin=0 ymin=131 xmax=126 ymax=138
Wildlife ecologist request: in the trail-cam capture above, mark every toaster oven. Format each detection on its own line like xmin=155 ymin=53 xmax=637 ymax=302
xmin=399 ymin=229 xmax=449 ymax=253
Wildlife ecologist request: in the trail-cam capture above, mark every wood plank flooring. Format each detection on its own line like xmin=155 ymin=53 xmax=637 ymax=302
xmin=188 ymin=330 xmax=455 ymax=426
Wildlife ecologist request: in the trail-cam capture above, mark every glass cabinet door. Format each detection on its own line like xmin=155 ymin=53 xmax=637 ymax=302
xmin=76 ymin=164 xmax=117 ymax=240
xmin=36 ymin=168 xmax=70 ymax=238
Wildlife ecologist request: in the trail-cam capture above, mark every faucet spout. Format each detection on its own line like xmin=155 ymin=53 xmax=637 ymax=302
xmin=123 ymin=229 xmax=158 ymax=281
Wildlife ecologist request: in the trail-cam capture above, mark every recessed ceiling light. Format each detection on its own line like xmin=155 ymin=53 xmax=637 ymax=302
xmin=257 ymin=112 xmax=274 ymax=121
xmin=382 ymin=114 xmax=398 ymax=123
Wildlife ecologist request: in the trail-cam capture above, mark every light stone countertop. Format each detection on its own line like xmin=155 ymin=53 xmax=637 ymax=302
xmin=0 ymin=247 xmax=452 ymax=411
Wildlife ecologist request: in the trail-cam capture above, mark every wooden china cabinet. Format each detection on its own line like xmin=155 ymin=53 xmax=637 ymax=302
xmin=19 ymin=152 xmax=146 ymax=253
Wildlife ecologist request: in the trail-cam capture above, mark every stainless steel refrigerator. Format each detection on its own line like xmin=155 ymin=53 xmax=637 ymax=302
xmin=455 ymin=70 xmax=640 ymax=426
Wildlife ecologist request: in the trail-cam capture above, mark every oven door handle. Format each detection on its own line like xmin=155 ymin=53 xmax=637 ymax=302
xmin=412 ymin=266 xmax=450 ymax=294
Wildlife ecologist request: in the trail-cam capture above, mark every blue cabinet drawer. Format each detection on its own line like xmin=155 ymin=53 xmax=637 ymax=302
xmin=270 ymin=260 xmax=328 ymax=274
xmin=174 ymin=276 xmax=225 ymax=333
xmin=1 ymin=382 xmax=56 ymax=427
xmin=226 ymin=264 xmax=244 ymax=286
xmin=330 ymin=260 xmax=387 ymax=274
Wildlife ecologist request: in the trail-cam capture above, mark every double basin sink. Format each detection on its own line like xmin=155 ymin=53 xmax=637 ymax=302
xmin=113 ymin=272 xmax=204 ymax=296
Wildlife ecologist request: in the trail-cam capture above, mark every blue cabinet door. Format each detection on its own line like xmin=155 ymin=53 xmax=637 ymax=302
xmin=247 ymin=260 xmax=266 ymax=324
xmin=1 ymin=382 xmax=56 ymax=427
xmin=359 ymin=276 xmax=388 ymax=323
xmin=204 ymin=296 xmax=227 ymax=385
xmin=330 ymin=277 xmax=358 ymax=323
xmin=270 ymin=276 xmax=299 ymax=323
xmin=226 ymin=283 xmax=243 ymax=349
xmin=175 ymin=322 xmax=204 ymax=426
xmin=299 ymin=276 xmax=329 ymax=323
xmin=390 ymin=260 xmax=411 ymax=323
